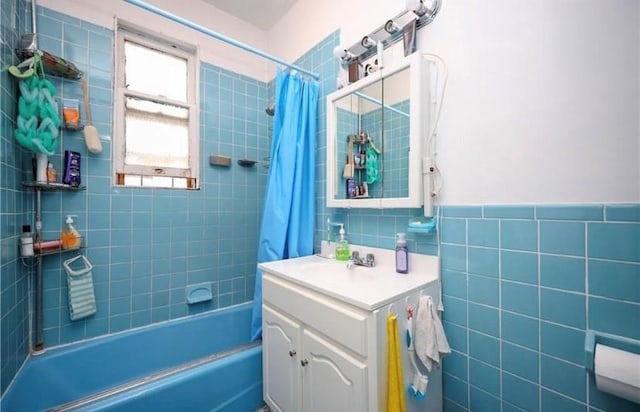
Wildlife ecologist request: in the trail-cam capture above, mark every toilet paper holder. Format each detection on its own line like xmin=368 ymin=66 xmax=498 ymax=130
xmin=585 ymin=330 xmax=640 ymax=372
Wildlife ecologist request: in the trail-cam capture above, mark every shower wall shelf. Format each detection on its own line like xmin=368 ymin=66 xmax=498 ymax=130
xmin=22 ymin=181 xmax=86 ymax=191
xmin=16 ymin=49 xmax=83 ymax=80
xmin=25 ymin=243 xmax=84 ymax=258
xmin=22 ymin=180 xmax=85 ymax=352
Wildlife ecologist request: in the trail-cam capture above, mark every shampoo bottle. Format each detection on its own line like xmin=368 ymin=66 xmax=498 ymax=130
xmin=61 ymin=215 xmax=81 ymax=250
xmin=395 ymin=232 xmax=408 ymax=274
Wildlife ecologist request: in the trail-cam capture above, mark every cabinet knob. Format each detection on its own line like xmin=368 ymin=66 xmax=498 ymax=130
xmin=300 ymin=359 xmax=309 ymax=367
xmin=288 ymin=349 xmax=296 ymax=357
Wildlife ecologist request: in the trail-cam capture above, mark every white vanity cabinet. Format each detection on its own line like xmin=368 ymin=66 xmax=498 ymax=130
xmin=262 ymin=275 xmax=370 ymax=412
xmin=260 ymin=248 xmax=442 ymax=412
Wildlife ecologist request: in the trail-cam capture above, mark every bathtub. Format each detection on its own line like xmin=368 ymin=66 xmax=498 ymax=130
xmin=1 ymin=302 xmax=263 ymax=412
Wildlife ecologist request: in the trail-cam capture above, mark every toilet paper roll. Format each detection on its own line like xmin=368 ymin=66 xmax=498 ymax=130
xmin=594 ymin=343 xmax=640 ymax=404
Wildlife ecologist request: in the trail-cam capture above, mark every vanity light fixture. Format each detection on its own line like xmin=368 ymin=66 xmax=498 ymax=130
xmin=384 ymin=20 xmax=400 ymax=34
xmin=361 ymin=36 xmax=376 ymax=49
xmin=340 ymin=1 xmax=442 ymax=74
xmin=333 ymin=46 xmax=356 ymax=67
xmin=406 ymin=0 xmax=441 ymax=18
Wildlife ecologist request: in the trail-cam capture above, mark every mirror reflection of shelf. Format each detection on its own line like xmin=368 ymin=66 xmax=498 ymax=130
xmin=349 ymin=135 xmax=369 ymax=145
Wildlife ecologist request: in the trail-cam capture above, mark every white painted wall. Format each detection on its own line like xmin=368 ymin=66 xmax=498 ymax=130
xmin=37 ymin=0 xmax=272 ymax=81
xmin=270 ymin=0 xmax=640 ymax=204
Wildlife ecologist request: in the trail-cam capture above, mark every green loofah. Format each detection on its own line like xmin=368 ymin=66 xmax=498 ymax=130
xmin=13 ymin=52 xmax=60 ymax=156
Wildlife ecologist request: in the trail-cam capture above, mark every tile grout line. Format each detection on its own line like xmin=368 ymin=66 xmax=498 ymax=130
xmin=584 ymin=219 xmax=590 ymax=408
xmin=536 ymin=216 xmax=542 ymax=412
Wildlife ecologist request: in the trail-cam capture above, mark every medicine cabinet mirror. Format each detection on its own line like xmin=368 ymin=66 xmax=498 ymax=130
xmin=326 ymin=53 xmax=430 ymax=209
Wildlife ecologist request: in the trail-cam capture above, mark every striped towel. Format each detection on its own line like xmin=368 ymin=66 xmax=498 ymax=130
xmin=64 ymin=258 xmax=96 ymax=320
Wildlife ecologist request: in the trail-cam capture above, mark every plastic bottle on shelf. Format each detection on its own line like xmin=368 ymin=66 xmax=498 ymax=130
xmin=21 ymin=225 xmax=34 ymax=257
xmin=46 ymin=162 xmax=56 ymax=183
xmin=61 ymin=215 xmax=81 ymax=250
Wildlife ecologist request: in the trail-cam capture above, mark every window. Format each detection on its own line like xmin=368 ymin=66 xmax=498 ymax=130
xmin=115 ymin=26 xmax=199 ymax=188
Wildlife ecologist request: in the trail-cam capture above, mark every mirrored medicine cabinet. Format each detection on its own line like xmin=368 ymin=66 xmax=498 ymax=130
xmin=326 ymin=53 xmax=430 ymax=209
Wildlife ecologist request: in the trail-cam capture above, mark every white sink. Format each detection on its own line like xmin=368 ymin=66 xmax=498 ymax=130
xmin=259 ymin=245 xmax=440 ymax=310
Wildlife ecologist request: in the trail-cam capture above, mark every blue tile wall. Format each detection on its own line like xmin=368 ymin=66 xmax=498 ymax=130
xmin=432 ymin=205 xmax=640 ymax=411
xmin=0 ymin=0 xmax=29 ymax=397
xmin=8 ymin=6 xmax=269 ymax=351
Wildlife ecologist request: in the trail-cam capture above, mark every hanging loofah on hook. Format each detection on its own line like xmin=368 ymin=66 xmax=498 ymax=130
xmin=13 ymin=52 xmax=61 ymax=155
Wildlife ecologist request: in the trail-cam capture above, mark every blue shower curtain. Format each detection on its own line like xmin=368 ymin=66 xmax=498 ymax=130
xmin=250 ymin=70 xmax=319 ymax=340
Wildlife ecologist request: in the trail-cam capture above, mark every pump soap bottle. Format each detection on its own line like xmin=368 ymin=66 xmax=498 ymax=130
xmin=335 ymin=225 xmax=351 ymax=261
xmin=395 ymin=232 xmax=408 ymax=274
xmin=61 ymin=215 xmax=81 ymax=250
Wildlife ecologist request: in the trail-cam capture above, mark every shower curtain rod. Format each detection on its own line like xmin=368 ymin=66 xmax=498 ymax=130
xmin=123 ymin=0 xmax=320 ymax=80
xmin=354 ymin=91 xmax=409 ymax=118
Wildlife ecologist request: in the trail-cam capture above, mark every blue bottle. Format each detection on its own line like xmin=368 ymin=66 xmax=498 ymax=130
xmin=395 ymin=233 xmax=408 ymax=274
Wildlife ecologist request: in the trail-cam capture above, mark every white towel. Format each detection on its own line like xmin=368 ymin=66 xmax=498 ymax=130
xmin=414 ymin=295 xmax=451 ymax=372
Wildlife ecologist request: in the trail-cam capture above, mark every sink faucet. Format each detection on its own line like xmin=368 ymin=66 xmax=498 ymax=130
xmin=350 ymin=251 xmax=375 ymax=268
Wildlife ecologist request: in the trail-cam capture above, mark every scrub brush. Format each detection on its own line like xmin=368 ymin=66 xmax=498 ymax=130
xmin=81 ymin=78 xmax=102 ymax=154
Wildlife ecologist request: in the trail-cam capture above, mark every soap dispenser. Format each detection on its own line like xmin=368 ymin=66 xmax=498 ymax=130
xmin=395 ymin=232 xmax=408 ymax=274
xmin=61 ymin=215 xmax=81 ymax=250
xmin=335 ymin=224 xmax=351 ymax=261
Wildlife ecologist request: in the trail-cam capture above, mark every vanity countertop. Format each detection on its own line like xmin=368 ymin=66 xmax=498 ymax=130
xmin=258 ymin=245 xmax=439 ymax=311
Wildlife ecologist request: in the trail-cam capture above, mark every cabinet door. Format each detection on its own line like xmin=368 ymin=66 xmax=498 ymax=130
xmin=301 ymin=329 xmax=368 ymax=412
xmin=263 ymin=304 xmax=302 ymax=412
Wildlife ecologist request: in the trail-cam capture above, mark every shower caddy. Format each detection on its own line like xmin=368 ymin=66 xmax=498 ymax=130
xmin=18 ymin=0 xmax=84 ymax=353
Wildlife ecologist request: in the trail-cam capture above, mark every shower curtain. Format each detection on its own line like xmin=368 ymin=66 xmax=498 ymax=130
xmin=250 ymin=70 xmax=319 ymax=340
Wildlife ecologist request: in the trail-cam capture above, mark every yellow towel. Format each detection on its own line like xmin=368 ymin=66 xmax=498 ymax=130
xmin=387 ymin=313 xmax=406 ymax=412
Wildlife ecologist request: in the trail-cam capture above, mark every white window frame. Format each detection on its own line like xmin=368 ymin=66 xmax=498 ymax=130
xmin=114 ymin=25 xmax=199 ymax=188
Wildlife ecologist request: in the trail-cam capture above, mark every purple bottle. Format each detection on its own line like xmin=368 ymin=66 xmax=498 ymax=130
xmin=395 ymin=233 xmax=408 ymax=274
xmin=63 ymin=150 xmax=81 ymax=186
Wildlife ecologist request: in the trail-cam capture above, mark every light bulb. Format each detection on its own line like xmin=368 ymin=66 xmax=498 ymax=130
xmin=333 ymin=45 xmax=354 ymax=64
xmin=333 ymin=45 xmax=345 ymax=59
xmin=384 ymin=19 xmax=400 ymax=34
xmin=405 ymin=0 xmax=427 ymax=17
xmin=361 ymin=36 xmax=375 ymax=49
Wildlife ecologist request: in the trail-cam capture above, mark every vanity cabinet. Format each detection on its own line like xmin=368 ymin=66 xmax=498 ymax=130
xmin=263 ymin=304 xmax=367 ymax=412
xmin=260 ymin=251 xmax=443 ymax=412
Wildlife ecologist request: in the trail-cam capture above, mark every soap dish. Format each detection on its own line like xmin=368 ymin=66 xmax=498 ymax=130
xmin=185 ymin=282 xmax=213 ymax=304
xmin=407 ymin=217 xmax=437 ymax=234
xmin=237 ymin=159 xmax=256 ymax=167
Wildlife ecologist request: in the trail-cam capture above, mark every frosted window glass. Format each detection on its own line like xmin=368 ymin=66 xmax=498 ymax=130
xmin=124 ymin=97 xmax=189 ymax=168
xmin=124 ymin=41 xmax=187 ymax=102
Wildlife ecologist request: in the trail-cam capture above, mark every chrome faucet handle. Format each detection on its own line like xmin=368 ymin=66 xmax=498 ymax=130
xmin=365 ymin=253 xmax=375 ymax=267
xmin=351 ymin=251 xmax=360 ymax=261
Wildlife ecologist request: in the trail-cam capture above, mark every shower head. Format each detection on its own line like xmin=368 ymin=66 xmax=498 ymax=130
xmin=265 ymin=102 xmax=275 ymax=116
